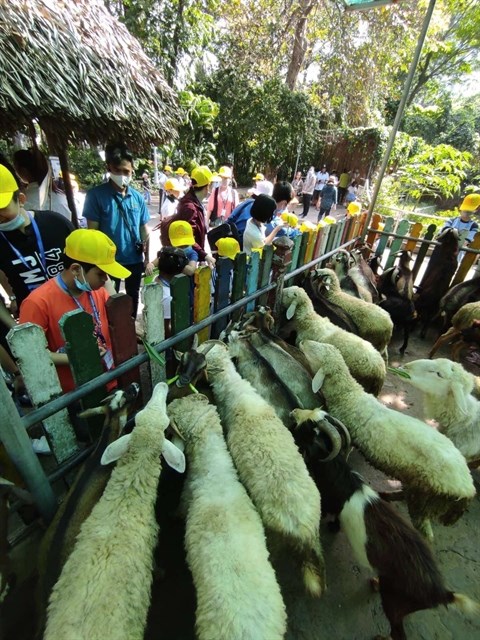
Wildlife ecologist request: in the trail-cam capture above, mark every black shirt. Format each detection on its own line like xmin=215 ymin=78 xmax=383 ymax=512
xmin=0 ymin=210 xmax=74 ymax=307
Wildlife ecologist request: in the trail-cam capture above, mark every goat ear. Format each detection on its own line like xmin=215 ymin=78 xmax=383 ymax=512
xmin=191 ymin=333 xmax=199 ymax=350
xmin=312 ymin=370 xmax=325 ymax=394
xmin=162 ymin=440 xmax=186 ymax=473
xmin=101 ymin=434 xmax=132 ymax=465
xmin=173 ymin=349 xmax=182 ymax=361
xmin=77 ymin=406 xmax=106 ymax=419
xmin=286 ymin=300 xmax=297 ymax=320
xmin=451 ymin=380 xmax=469 ymax=415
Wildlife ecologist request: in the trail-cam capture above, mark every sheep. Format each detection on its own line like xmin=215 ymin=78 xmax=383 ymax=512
xmin=167 ymin=394 xmax=287 ymax=640
xmin=201 ymin=341 xmax=325 ymax=596
xmin=328 ymin=250 xmax=371 ymax=300
xmin=291 ymin=408 xmax=480 ymax=640
xmin=309 ymin=267 xmax=393 ymax=358
xmin=280 ymin=285 xmax=386 ymax=396
xmin=429 ymin=301 xmax=480 ymax=359
xmin=44 ymin=382 xmax=185 ymax=640
xmin=399 ymin=358 xmax=480 ymax=467
xmin=299 ymin=341 xmax=476 ymax=541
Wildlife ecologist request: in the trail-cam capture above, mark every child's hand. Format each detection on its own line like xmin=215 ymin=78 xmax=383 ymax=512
xmin=145 ymin=261 xmax=155 ymax=275
xmin=205 ymin=254 xmax=216 ymax=269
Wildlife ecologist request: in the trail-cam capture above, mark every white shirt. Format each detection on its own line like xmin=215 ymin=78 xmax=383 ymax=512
xmin=315 ymin=171 xmax=329 ymax=191
xmin=243 ymin=218 xmax=265 ymax=255
xmin=25 ymin=182 xmax=72 ymax=221
xmin=161 ymin=196 xmax=179 ymax=218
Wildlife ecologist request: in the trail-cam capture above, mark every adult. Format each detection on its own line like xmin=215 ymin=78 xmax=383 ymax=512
xmin=158 ymin=164 xmax=172 ymax=212
xmin=292 ymin=171 xmax=304 ymax=198
xmin=0 ymin=164 xmax=74 ymax=309
xmin=19 ymin=229 xmax=130 ymax=393
xmin=337 ymin=169 xmax=350 ymax=205
xmin=83 ymin=142 xmax=150 ymax=318
xmin=440 ymin=194 xmax=480 ymax=244
xmin=243 ymin=194 xmax=284 ymax=255
xmin=13 ymin=149 xmax=71 ymax=220
xmin=207 ymin=166 xmax=239 ymax=226
xmin=301 ymin=167 xmax=316 ymax=218
xmin=317 ymin=177 xmax=337 ymax=221
xmin=160 ymin=165 xmax=215 ymax=268
xmin=160 ymin=178 xmax=184 ymax=219
xmin=142 ymin=170 xmax=152 ymax=205
xmin=312 ymin=164 xmax=329 ymax=207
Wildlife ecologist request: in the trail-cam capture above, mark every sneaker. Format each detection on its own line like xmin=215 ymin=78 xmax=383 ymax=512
xmin=32 ymin=436 xmax=52 ymax=455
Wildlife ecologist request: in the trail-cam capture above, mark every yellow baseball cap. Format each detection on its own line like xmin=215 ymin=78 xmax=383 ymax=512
xmin=300 ymin=220 xmax=316 ymax=233
xmin=218 ymin=166 xmax=232 ymax=178
xmin=164 ymin=165 xmax=173 ymax=172
xmin=216 ymin=237 xmax=240 ymax=259
xmin=460 ymin=194 xmax=480 ymax=212
xmin=64 ymin=229 xmax=131 ymax=279
xmin=164 ymin=178 xmax=184 ymax=192
xmin=175 ymin=167 xmax=186 ymax=175
xmin=347 ymin=202 xmax=362 ymax=215
xmin=253 ymin=172 xmax=264 ymax=181
xmin=169 ymin=220 xmax=195 ymax=247
xmin=0 ymin=165 xmax=19 ymax=209
xmin=280 ymin=212 xmax=299 ymax=227
xmin=191 ymin=165 xmax=213 ymax=188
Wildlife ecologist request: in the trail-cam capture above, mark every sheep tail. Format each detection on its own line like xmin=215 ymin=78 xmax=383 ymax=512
xmin=451 ymin=593 xmax=480 ymax=616
xmin=301 ymin=543 xmax=326 ymax=598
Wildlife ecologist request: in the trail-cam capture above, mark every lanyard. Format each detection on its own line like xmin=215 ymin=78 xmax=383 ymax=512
xmin=0 ymin=213 xmax=47 ymax=277
xmin=56 ymin=275 xmax=107 ymax=346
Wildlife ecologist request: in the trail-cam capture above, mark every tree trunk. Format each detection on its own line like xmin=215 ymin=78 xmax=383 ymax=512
xmin=286 ymin=1 xmax=315 ymax=90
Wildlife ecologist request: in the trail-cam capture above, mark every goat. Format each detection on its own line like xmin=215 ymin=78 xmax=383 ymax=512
xmin=429 ymin=301 xmax=480 ymax=360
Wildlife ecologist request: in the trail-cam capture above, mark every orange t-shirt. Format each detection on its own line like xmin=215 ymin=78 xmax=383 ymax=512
xmin=19 ymin=278 xmax=113 ymax=393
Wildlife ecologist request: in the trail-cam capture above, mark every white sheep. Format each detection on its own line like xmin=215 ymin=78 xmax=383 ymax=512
xmin=310 ymin=267 xmax=393 ymax=358
xmin=201 ymin=341 xmax=325 ymax=596
xmin=299 ymin=341 xmax=476 ymax=541
xmin=44 ymin=383 xmax=185 ymax=640
xmin=168 ymin=394 xmax=287 ymax=640
xmin=281 ymin=286 xmax=386 ymax=395
xmin=401 ymin=358 xmax=480 ymax=466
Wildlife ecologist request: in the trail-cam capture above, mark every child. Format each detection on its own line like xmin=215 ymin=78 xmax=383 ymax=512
xmin=151 ymin=247 xmax=189 ymax=336
xmin=243 ymin=194 xmax=284 ymax=255
xmin=160 ymin=178 xmax=184 ymax=219
xmin=145 ymin=220 xmax=198 ymax=277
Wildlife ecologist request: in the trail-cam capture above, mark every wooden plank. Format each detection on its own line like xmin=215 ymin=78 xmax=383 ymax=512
xmin=365 ymin=213 xmax=382 ymax=249
xmin=0 ymin=376 xmax=57 ymax=522
xmin=106 ymin=294 xmax=140 ymax=391
xmin=246 ymin=251 xmax=260 ymax=312
xmin=289 ymin=234 xmax=303 ymax=273
xmin=258 ymin=244 xmax=274 ymax=306
xmin=374 ymin=216 xmax=394 ymax=259
xmin=452 ymin=231 xmax=480 ymax=286
xmin=194 ymin=266 xmax=212 ymax=344
xmin=60 ymin=309 xmax=106 ymax=440
xmin=304 ymin=229 xmax=317 ymax=265
xmin=212 ymin=257 xmax=233 ymax=338
xmin=332 ymin=219 xmax=345 ymax=250
xmin=404 ymin=222 xmax=422 ymax=252
xmin=312 ymin=227 xmax=324 ymax=259
xmin=412 ymin=224 xmax=437 ymax=280
xmin=324 ymin=223 xmax=338 ymax=256
xmin=142 ymin=282 xmax=166 ymax=386
xmin=358 ymin=212 xmax=368 ymax=238
xmin=341 ymin=216 xmax=352 ymax=244
xmin=170 ymin=274 xmax=192 ymax=352
xmin=297 ymin=231 xmax=309 ymax=266
xmin=7 ymin=324 xmax=78 ymax=463
xmin=318 ymin=224 xmax=332 ymax=259
xmin=385 ymin=219 xmax=410 ymax=269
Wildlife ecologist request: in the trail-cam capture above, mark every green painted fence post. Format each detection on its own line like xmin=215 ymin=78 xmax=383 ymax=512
xmin=375 ymin=216 xmax=395 ymax=259
xmin=212 ymin=257 xmax=233 ymax=338
xmin=259 ymin=244 xmax=274 ymax=306
xmin=231 ymin=252 xmax=247 ymax=320
xmin=171 ymin=274 xmax=192 ymax=352
xmin=142 ymin=283 xmax=166 ymax=386
xmin=289 ymin=235 xmax=303 ymax=273
xmin=385 ymin=219 xmax=411 ymax=269
xmin=246 ymin=251 xmax=260 ymax=312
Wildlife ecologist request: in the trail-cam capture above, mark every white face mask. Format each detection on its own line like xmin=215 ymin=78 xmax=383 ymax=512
xmin=0 ymin=203 xmax=25 ymax=232
xmin=110 ymin=173 xmax=131 ymax=189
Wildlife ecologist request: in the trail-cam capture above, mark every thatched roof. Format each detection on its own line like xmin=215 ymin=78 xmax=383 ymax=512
xmin=0 ymin=0 xmax=180 ymax=147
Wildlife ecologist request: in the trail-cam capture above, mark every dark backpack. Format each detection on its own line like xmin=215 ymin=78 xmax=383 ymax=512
xmin=207 ymin=221 xmax=241 ymax=251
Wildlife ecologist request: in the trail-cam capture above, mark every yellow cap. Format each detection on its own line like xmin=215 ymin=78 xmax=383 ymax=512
xmin=0 ymin=165 xmax=19 ymax=209
xmin=164 ymin=165 xmax=173 ymax=172
xmin=218 ymin=166 xmax=232 ymax=178
xmin=217 ymin=237 xmax=240 ymax=260
xmin=169 ymin=220 xmax=195 ymax=247
xmin=300 ymin=220 xmax=316 ymax=233
xmin=347 ymin=202 xmax=362 ymax=215
xmin=65 ymin=229 xmax=131 ymax=279
xmin=324 ymin=216 xmax=336 ymax=225
xmin=253 ymin=172 xmax=264 ymax=182
xmin=280 ymin=212 xmax=298 ymax=227
xmin=164 ymin=178 xmax=184 ymax=192
xmin=191 ymin=165 xmax=213 ymax=188
xmin=175 ymin=167 xmax=186 ymax=175
xmin=460 ymin=194 xmax=480 ymax=212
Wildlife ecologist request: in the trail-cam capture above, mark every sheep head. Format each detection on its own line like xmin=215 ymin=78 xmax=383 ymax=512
xmin=401 ymin=359 xmax=474 ymax=415
xmin=310 ymin=268 xmax=340 ymax=296
xmin=299 ymin=341 xmax=349 ymax=393
xmin=282 ymin=286 xmax=313 ymax=319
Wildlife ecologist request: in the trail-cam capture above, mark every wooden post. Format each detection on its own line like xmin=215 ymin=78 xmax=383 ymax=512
xmin=246 ymin=252 xmax=260 ymax=312
xmin=304 ymin=229 xmax=317 ymax=265
xmin=375 ymin=217 xmax=395 ymax=259
xmin=385 ymin=219 xmax=410 ymax=269
xmin=142 ymin=283 xmax=166 ymax=386
xmin=297 ymin=231 xmax=309 ymax=267
xmin=171 ymin=274 xmax=192 ymax=351
xmin=231 ymin=252 xmax=247 ymax=320
xmin=289 ymin=234 xmax=303 ymax=273
xmin=106 ymin=294 xmax=140 ymax=391
xmin=412 ymin=224 xmax=437 ymax=280
xmin=404 ymin=222 xmax=422 ymax=253
xmin=269 ymin=237 xmax=293 ymax=327
xmin=258 ymin=245 xmax=273 ymax=307
xmin=0 ymin=376 xmax=57 ymax=522
xmin=212 ymin=258 xmax=233 ymax=338
xmin=7 ymin=324 xmax=78 ymax=463
xmin=194 ymin=266 xmax=212 ymax=344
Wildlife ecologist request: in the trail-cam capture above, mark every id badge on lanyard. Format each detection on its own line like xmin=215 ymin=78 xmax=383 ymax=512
xmin=1 ymin=213 xmax=48 ymax=287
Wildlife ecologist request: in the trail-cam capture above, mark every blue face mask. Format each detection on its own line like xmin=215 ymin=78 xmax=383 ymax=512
xmin=0 ymin=211 xmax=24 ymax=232
xmin=74 ymin=268 xmax=92 ymax=292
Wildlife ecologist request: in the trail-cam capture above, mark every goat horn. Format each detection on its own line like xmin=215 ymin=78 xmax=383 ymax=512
xmin=316 ymin=417 xmax=343 ymax=462
xmin=322 ymin=414 xmax=351 ymax=450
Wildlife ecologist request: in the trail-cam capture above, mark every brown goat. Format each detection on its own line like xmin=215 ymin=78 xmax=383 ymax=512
xmin=429 ymin=302 xmax=480 ymax=359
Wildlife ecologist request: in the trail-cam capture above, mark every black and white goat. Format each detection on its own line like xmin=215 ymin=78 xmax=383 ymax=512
xmin=291 ymin=408 xmax=480 ymax=640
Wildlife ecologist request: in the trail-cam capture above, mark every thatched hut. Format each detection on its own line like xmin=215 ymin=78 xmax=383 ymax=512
xmin=0 ymin=0 xmax=180 ymax=221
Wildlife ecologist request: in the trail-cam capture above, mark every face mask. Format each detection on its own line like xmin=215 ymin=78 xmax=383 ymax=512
xmin=0 ymin=203 xmax=25 ymax=232
xmin=74 ymin=268 xmax=93 ymax=292
xmin=110 ymin=173 xmax=131 ymax=188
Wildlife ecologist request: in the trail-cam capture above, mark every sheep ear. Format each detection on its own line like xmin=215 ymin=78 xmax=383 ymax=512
xmin=286 ymin=300 xmax=297 ymax=320
xmin=312 ymin=370 xmax=325 ymax=393
xmin=162 ymin=440 xmax=186 ymax=473
xmin=451 ymin=380 xmax=469 ymax=415
xmin=101 ymin=434 xmax=132 ymax=465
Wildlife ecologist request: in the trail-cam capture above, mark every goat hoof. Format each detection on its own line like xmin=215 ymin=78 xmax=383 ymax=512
xmin=370 ymin=576 xmax=380 ymax=592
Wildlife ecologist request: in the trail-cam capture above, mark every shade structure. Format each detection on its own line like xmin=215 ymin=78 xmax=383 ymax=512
xmin=0 ymin=0 xmax=180 ymax=148
xmin=343 ymin=0 xmax=401 ymax=10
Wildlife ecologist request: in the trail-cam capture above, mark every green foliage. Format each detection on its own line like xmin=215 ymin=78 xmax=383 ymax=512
xmin=68 ymin=146 xmax=105 ymax=189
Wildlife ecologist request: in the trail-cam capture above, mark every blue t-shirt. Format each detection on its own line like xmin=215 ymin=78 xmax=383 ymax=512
xmin=83 ymin=182 xmax=150 ymax=265
xmin=442 ymin=217 xmax=479 ymax=244
xmin=182 ymin=246 xmax=199 ymax=262
xmin=229 ymin=199 xmax=254 ymax=238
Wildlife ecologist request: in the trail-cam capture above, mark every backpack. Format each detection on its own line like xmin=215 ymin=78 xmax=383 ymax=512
xmin=207 ymin=221 xmax=241 ymax=251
